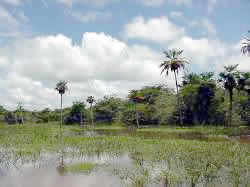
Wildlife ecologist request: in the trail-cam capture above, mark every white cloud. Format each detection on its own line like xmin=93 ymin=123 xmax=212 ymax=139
xmin=123 ymin=16 xmax=185 ymax=43
xmin=189 ymin=18 xmax=217 ymax=36
xmin=200 ymin=18 xmax=216 ymax=35
xmin=170 ymin=11 xmax=184 ymax=19
xmin=138 ymin=0 xmax=192 ymax=7
xmin=56 ymin=0 xmax=119 ymax=7
xmin=208 ymin=0 xmax=217 ymax=13
xmin=69 ymin=10 xmax=112 ymax=23
xmin=2 ymin=0 xmax=24 ymax=6
xmin=0 ymin=32 xmax=174 ymax=110
xmin=0 ymin=5 xmax=30 ymax=39
xmin=0 ymin=6 xmax=19 ymax=29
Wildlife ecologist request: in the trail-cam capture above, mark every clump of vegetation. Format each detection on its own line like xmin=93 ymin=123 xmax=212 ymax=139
xmin=65 ymin=162 xmax=96 ymax=174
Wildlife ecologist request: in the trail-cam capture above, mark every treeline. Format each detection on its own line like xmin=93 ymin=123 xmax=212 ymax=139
xmin=1 ymin=71 xmax=250 ymax=127
xmin=1 ymin=32 xmax=250 ymax=127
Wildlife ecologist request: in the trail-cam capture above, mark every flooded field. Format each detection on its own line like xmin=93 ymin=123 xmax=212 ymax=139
xmin=0 ymin=124 xmax=249 ymax=187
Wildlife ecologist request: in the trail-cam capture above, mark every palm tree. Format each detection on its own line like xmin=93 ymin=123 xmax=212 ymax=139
xmin=241 ymin=31 xmax=250 ymax=55
xmin=219 ymin=65 xmax=239 ymax=126
xmin=160 ymin=49 xmax=189 ymax=125
xmin=87 ymin=96 xmax=95 ymax=126
xmin=55 ymin=81 xmax=68 ymax=128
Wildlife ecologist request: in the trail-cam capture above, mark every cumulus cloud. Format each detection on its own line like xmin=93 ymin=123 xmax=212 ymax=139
xmin=0 ymin=32 xmax=174 ymax=110
xmin=190 ymin=18 xmax=217 ymax=36
xmin=2 ymin=0 xmax=25 ymax=6
xmin=123 ymin=16 xmax=185 ymax=43
xmin=0 ymin=5 xmax=30 ymax=39
xmin=170 ymin=11 xmax=184 ymax=19
xmin=56 ymin=0 xmax=119 ymax=7
xmin=68 ymin=10 xmax=112 ymax=23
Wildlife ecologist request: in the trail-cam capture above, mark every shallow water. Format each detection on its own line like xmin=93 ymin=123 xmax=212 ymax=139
xmin=0 ymin=127 xmax=249 ymax=187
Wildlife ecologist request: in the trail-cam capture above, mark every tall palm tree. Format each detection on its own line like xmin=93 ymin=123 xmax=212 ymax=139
xmin=219 ymin=65 xmax=239 ymax=126
xmin=160 ymin=49 xmax=189 ymax=125
xmin=55 ymin=81 xmax=68 ymax=128
xmin=241 ymin=31 xmax=250 ymax=55
xmin=87 ymin=96 xmax=95 ymax=126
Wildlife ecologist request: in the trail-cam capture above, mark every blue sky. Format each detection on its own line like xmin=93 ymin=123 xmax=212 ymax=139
xmin=0 ymin=0 xmax=249 ymax=110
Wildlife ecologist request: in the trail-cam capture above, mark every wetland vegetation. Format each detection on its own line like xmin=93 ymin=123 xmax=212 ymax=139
xmin=0 ymin=123 xmax=249 ymax=187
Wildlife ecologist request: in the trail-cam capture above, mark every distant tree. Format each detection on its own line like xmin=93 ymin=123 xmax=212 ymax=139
xmin=160 ymin=49 xmax=189 ymax=125
xmin=241 ymin=30 xmax=250 ymax=55
xmin=238 ymin=72 xmax=250 ymax=97
xmin=95 ymin=96 xmax=123 ymax=124
xmin=182 ymin=72 xmax=218 ymax=125
xmin=86 ymin=96 xmax=95 ymax=126
xmin=128 ymin=90 xmax=142 ymax=128
xmin=65 ymin=101 xmax=85 ymax=125
xmin=17 ymin=102 xmax=24 ymax=125
xmin=4 ymin=112 xmax=16 ymax=125
xmin=55 ymin=81 xmax=68 ymax=128
xmin=219 ymin=65 xmax=239 ymax=126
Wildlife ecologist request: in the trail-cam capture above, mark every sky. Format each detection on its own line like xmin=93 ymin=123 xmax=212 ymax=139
xmin=0 ymin=0 xmax=249 ymax=110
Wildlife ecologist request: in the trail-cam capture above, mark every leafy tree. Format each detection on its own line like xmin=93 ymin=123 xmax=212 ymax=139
xmin=55 ymin=81 xmax=68 ymax=128
xmin=237 ymin=72 xmax=250 ymax=125
xmin=95 ymin=96 xmax=124 ymax=124
xmin=238 ymin=72 xmax=250 ymax=96
xmin=181 ymin=72 xmax=218 ymax=125
xmin=4 ymin=112 xmax=16 ymax=125
xmin=241 ymin=31 xmax=250 ymax=55
xmin=128 ymin=90 xmax=142 ymax=128
xmin=160 ymin=49 xmax=189 ymax=125
xmin=86 ymin=96 xmax=96 ymax=126
xmin=15 ymin=102 xmax=24 ymax=125
xmin=219 ymin=65 xmax=239 ymax=126
xmin=65 ymin=101 xmax=85 ymax=125
xmin=153 ymin=89 xmax=177 ymax=125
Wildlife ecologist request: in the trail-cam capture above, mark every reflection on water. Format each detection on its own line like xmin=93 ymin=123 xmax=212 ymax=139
xmin=0 ymin=168 xmax=122 ymax=187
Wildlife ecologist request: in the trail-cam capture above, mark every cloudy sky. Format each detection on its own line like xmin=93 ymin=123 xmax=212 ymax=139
xmin=0 ymin=0 xmax=249 ymax=110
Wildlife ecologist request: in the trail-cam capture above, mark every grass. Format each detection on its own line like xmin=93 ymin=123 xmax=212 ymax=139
xmin=65 ymin=162 xmax=96 ymax=174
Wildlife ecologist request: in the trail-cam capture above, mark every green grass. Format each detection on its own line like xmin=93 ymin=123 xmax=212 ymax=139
xmin=65 ymin=162 xmax=96 ymax=174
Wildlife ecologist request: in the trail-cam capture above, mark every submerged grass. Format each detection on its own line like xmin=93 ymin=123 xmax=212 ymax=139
xmin=65 ymin=162 xmax=96 ymax=174
xmin=0 ymin=123 xmax=249 ymax=186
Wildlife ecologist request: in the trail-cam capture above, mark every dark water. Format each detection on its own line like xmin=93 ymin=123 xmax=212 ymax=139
xmin=76 ymin=127 xmax=250 ymax=143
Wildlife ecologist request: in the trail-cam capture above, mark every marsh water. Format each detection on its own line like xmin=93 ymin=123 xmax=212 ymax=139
xmin=0 ymin=127 xmax=249 ymax=187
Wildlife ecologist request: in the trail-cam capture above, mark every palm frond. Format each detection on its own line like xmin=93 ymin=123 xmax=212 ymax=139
xmin=160 ymin=49 xmax=189 ymax=76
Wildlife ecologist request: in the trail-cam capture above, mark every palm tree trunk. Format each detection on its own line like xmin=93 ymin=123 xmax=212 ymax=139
xmin=229 ymin=89 xmax=233 ymax=126
xmin=174 ymin=70 xmax=182 ymax=126
xmin=91 ymin=103 xmax=94 ymax=126
xmin=60 ymin=94 xmax=63 ymax=128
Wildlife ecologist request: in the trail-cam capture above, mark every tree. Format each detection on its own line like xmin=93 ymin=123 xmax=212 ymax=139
xmin=128 ymin=90 xmax=144 ymax=128
xmin=219 ymin=65 xmax=239 ymax=126
xmin=181 ymin=72 xmax=218 ymax=125
xmin=95 ymin=96 xmax=123 ymax=124
xmin=17 ymin=102 xmax=24 ymax=125
xmin=64 ymin=101 xmax=85 ymax=125
xmin=241 ymin=31 xmax=250 ymax=55
xmin=55 ymin=81 xmax=68 ymax=128
xmin=160 ymin=49 xmax=189 ymax=125
xmin=86 ymin=96 xmax=95 ymax=126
